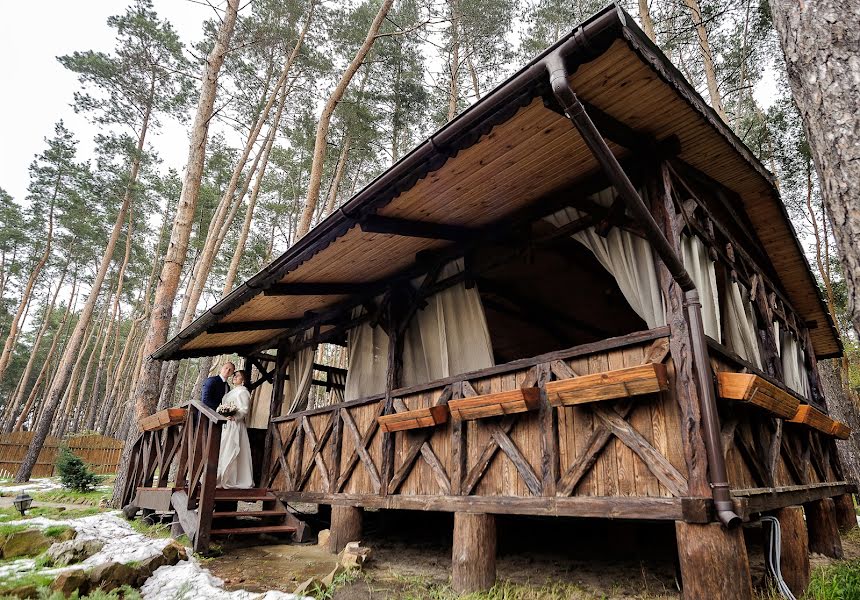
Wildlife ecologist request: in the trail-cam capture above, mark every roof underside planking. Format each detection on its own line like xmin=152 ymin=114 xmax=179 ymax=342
xmin=154 ymin=5 xmax=841 ymax=362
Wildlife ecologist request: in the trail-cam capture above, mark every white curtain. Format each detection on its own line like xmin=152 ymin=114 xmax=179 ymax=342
xmin=723 ymin=280 xmax=762 ymax=368
xmin=401 ymin=259 xmax=495 ymax=387
xmin=344 ymin=304 xmax=390 ymax=400
xmin=544 ymin=187 xmax=666 ymax=329
xmin=681 ymin=235 xmax=721 ymax=340
xmin=285 ymin=331 xmax=316 ymax=414
xmin=780 ymin=329 xmax=811 ymax=399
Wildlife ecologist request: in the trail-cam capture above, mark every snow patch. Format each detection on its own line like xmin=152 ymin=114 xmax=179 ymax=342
xmin=141 ymin=559 xmax=310 ymax=600
xmin=0 ymin=477 xmax=63 ymax=493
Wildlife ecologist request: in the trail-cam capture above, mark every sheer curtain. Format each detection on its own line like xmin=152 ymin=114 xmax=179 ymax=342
xmin=723 ymin=280 xmax=762 ymax=369
xmin=780 ymin=327 xmax=811 ymax=399
xmin=344 ymin=304 xmax=390 ymax=400
xmin=285 ymin=331 xmax=316 ymax=414
xmin=544 ymin=187 xmax=666 ymax=329
xmin=681 ymin=235 xmax=721 ymax=340
xmin=401 ymin=259 xmax=494 ymax=387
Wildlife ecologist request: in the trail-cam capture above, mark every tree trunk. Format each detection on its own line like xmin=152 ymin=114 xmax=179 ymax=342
xmin=638 ymin=0 xmax=657 ymax=42
xmin=0 ymin=196 xmax=55 ymax=382
xmin=323 ymin=135 xmax=351 ymax=217
xmin=14 ymin=75 xmax=153 ymax=482
xmin=297 ymin=0 xmax=394 ymax=238
xmin=682 ymin=0 xmax=728 ymax=122
xmin=447 ymin=0 xmax=461 ymax=122
xmin=12 ymin=276 xmax=78 ymax=432
xmin=2 ymin=265 xmax=67 ymax=430
xmin=768 ymin=0 xmax=860 ymax=337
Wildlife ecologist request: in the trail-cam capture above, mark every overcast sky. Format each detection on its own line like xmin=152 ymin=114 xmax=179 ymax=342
xmin=0 ymin=0 xmax=222 ymax=203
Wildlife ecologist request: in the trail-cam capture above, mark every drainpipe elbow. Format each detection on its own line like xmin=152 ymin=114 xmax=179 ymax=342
xmin=545 ymin=54 xmax=576 ymax=113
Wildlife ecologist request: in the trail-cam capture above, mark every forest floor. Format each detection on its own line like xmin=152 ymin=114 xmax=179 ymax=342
xmin=207 ymin=507 xmax=860 ymax=600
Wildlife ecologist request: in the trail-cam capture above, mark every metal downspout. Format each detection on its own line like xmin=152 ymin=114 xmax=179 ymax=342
xmin=545 ymin=52 xmax=740 ymax=527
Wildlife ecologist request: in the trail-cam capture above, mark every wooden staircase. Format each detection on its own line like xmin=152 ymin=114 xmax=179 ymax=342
xmin=123 ymin=402 xmax=308 ymax=554
xmin=208 ymin=488 xmax=305 ymax=538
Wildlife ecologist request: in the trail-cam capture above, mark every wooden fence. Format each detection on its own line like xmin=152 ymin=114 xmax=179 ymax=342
xmin=0 ymin=432 xmax=123 ymax=479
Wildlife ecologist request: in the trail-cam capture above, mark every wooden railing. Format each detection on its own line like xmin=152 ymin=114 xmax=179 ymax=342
xmin=120 ymin=401 xmax=226 ymax=552
xmin=172 ymin=401 xmax=226 ymax=552
xmin=264 ymin=328 xmax=700 ymax=519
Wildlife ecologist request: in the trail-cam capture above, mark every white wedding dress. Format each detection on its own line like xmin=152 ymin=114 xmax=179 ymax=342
xmin=216 ymin=385 xmax=254 ymax=488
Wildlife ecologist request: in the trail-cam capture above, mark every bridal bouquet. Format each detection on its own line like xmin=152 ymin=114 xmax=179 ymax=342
xmin=217 ymin=401 xmax=239 ymax=418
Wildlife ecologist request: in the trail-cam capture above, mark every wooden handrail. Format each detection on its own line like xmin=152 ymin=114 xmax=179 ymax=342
xmin=189 ymin=399 xmax=228 ymax=423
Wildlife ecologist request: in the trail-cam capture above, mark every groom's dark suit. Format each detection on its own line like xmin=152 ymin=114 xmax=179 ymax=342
xmin=201 ymin=375 xmax=229 ymax=411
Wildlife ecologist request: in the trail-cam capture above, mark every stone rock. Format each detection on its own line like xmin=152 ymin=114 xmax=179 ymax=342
xmin=339 ymin=541 xmax=371 ymax=569
xmin=161 ymin=540 xmax=188 ymax=564
xmin=294 ymin=577 xmax=325 ymax=596
xmin=2 ymin=529 xmax=51 ymax=558
xmin=51 ymin=569 xmax=90 ymax=597
xmin=46 ymin=538 xmax=104 ymax=567
xmin=322 ymin=564 xmax=346 ymax=588
xmin=55 ymin=528 xmax=77 ymax=542
xmin=317 ymin=528 xmax=330 ymax=547
xmin=0 ymin=583 xmax=38 ymax=598
xmin=89 ymin=561 xmax=137 ymax=591
xmin=121 ymin=505 xmax=140 ymax=520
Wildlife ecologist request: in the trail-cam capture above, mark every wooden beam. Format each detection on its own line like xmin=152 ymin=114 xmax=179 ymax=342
xmin=361 ymin=215 xmax=480 ymax=241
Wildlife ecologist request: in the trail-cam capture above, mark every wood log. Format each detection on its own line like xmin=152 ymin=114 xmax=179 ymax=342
xmin=832 ymin=493 xmax=857 ymax=533
xmin=452 ymin=513 xmax=496 ymax=594
xmin=772 ymin=506 xmax=810 ymax=597
xmin=328 ymin=505 xmax=362 ymax=554
xmin=675 ymin=521 xmax=752 ymax=600
xmin=804 ymin=498 xmax=844 ymax=558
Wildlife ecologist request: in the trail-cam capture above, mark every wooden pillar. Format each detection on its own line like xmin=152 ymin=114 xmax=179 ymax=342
xmin=650 ymin=167 xmax=710 ymax=498
xmin=260 ymin=339 xmax=289 ymax=487
xmin=675 ymin=522 xmax=752 ymax=600
xmin=804 ymin=498 xmax=844 ymax=558
xmin=328 ymin=505 xmax=362 ymax=554
xmin=832 ymin=493 xmax=857 ymax=533
xmin=452 ymin=513 xmax=496 ymax=594
xmin=772 ymin=506 xmax=810 ymax=597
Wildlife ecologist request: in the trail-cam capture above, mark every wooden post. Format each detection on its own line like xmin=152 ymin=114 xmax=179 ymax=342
xmin=804 ymin=497 xmax=844 ymax=558
xmin=452 ymin=512 xmax=496 ymax=594
xmin=832 ymin=493 xmax=857 ymax=533
xmin=261 ymin=339 xmax=289 ymax=488
xmin=328 ymin=505 xmax=363 ymax=554
xmin=773 ymin=506 xmax=810 ymax=597
xmin=675 ymin=522 xmax=752 ymax=600
xmin=651 ymin=167 xmax=710 ymax=497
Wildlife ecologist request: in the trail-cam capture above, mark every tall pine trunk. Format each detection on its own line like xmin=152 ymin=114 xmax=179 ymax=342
xmin=297 ymin=0 xmax=394 ymax=238
xmin=682 ymin=0 xmax=728 ymax=122
xmin=768 ymin=0 xmax=860 ymax=337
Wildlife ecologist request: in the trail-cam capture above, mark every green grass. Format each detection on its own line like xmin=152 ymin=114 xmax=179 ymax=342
xmin=0 ymin=505 xmax=100 ymax=521
xmin=361 ymin=575 xmax=613 ymax=600
xmin=0 ymin=571 xmax=54 ymax=596
xmin=804 ymin=560 xmax=860 ymax=600
xmin=0 ymin=523 xmax=29 ymax=536
xmin=33 ymin=487 xmax=111 ymax=506
xmin=43 ymin=524 xmax=72 ymax=538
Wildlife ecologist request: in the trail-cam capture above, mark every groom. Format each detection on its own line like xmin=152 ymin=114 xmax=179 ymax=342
xmin=201 ymin=361 xmax=235 ymax=411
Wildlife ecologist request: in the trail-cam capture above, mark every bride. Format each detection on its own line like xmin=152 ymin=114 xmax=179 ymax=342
xmin=217 ymin=369 xmax=254 ymax=488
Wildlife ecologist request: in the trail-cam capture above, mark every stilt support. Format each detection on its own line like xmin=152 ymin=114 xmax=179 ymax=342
xmin=452 ymin=512 xmax=496 ymax=594
xmin=773 ymin=506 xmax=810 ymax=597
xmin=328 ymin=505 xmax=362 ymax=554
xmin=675 ymin=521 xmax=752 ymax=600
xmin=832 ymin=493 xmax=857 ymax=533
xmin=804 ymin=498 xmax=844 ymax=558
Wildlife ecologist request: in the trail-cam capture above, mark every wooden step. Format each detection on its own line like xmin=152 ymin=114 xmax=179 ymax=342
xmin=213 ymin=488 xmax=276 ymax=501
xmin=212 ymin=509 xmax=286 ymax=518
xmin=210 ymin=524 xmax=297 ymax=536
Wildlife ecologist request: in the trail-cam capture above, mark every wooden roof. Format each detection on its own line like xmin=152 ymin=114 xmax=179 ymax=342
xmin=154 ymin=6 xmax=841 ymax=361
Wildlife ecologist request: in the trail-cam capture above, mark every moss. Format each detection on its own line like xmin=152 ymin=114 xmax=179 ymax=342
xmin=44 ymin=525 xmax=72 ymax=538
xmin=0 ymin=571 xmax=54 ymax=595
xmin=0 ymin=523 xmax=29 ymax=537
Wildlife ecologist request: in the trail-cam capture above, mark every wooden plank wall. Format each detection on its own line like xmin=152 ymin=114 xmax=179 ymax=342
xmin=271 ymin=337 xmax=688 ymax=501
xmin=0 ymin=432 xmax=123 ymax=479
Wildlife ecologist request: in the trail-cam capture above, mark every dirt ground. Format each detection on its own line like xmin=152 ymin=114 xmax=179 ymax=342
xmin=207 ymin=507 xmax=860 ymax=599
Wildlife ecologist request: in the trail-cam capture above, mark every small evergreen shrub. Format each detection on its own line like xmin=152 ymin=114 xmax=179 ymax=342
xmin=55 ymin=447 xmax=102 ymax=492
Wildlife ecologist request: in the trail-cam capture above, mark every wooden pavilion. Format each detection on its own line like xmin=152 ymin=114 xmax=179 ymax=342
xmin=121 ymin=5 xmax=856 ymax=598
